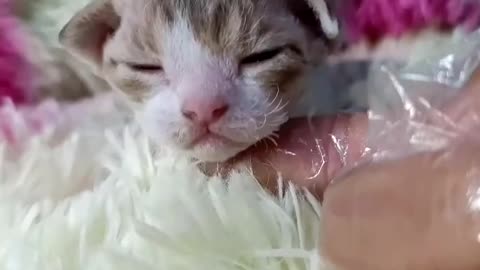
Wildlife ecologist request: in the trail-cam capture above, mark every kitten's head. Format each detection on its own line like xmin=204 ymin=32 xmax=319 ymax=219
xmin=60 ymin=0 xmax=339 ymax=162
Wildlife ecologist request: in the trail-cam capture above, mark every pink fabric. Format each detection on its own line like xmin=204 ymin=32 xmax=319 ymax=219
xmin=0 ymin=0 xmax=33 ymax=105
xmin=0 ymin=92 xmax=123 ymax=148
xmin=341 ymin=0 xmax=480 ymax=43
xmin=0 ymin=100 xmax=60 ymax=145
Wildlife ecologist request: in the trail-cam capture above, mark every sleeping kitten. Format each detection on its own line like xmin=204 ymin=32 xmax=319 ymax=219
xmin=59 ymin=0 xmax=344 ymax=162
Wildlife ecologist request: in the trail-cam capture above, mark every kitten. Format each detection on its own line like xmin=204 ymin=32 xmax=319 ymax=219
xmin=59 ymin=0 xmax=342 ymax=162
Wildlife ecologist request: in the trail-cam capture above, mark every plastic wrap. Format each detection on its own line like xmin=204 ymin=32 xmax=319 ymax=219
xmin=366 ymin=29 xmax=480 ymax=160
xmin=319 ymin=30 xmax=480 ymax=270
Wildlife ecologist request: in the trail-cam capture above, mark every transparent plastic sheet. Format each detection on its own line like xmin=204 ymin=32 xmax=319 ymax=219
xmin=366 ymin=29 xmax=480 ymax=160
xmin=318 ymin=30 xmax=480 ymax=270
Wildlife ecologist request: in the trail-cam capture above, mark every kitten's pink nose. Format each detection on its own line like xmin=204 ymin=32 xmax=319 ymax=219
xmin=181 ymin=96 xmax=230 ymax=124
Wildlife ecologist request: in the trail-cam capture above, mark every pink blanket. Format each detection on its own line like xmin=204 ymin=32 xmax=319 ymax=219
xmin=0 ymin=92 xmax=128 ymax=150
xmin=0 ymin=0 xmax=33 ymax=105
xmin=342 ymin=0 xmax=480 ymax=43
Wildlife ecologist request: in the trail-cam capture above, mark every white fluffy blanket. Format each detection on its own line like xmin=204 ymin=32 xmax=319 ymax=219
xmin=0 ymin=95 xmax=332 ymax=270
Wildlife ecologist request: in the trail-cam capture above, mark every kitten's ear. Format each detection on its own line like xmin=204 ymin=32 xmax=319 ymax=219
xmin=59 ymin=0 xmax=120 ymax=69
xmin=288 ymin=0 xmax=346 ymax=53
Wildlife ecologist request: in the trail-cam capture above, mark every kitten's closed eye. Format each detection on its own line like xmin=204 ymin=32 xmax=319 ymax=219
xmin=240 ymin=45 xmax=302 ymax=66
xmin=125 ymin=62 xmax=163 ymax=73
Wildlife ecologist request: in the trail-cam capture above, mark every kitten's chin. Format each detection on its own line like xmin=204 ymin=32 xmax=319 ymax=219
xmin=187 ymin=141 xmax=250 ymax=163
xmin=170 ymin=131 xmax=251 ymax=162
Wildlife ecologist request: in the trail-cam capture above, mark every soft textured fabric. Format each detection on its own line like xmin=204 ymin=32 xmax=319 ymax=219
xmin=342 ymin=0 xmax=480 ymax=43
xmin=0 ymin=0 xmax=32 ymax=104
xmin=0 ymin=95 xmax=329 ymax=270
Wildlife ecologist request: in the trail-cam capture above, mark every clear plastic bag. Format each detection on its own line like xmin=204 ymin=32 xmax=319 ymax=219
xmin=319 ymin=29 xmax=480 ymax=270
xmin=366 ymin=29 xmax=480 ymax=160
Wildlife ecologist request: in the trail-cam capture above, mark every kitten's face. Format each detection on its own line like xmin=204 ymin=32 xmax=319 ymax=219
xmin=61 ymin=0 xmax=335 ymax=162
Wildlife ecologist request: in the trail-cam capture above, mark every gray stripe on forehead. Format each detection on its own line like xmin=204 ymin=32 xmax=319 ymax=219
xmin=138 ymin=0 xmax=282 ymax=56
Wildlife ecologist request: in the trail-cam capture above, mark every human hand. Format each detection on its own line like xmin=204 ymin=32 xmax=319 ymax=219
xmin=322 ymin=139 xmax=480 ymax=270
xmin=200 ymin=114 xmax=369 ymax=199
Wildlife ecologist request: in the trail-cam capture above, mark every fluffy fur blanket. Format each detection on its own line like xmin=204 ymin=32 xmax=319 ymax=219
xmin=0 ymin=95 xmax=333 ymax=270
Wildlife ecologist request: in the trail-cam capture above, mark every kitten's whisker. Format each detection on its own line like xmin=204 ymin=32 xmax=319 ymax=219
xmin=258 ymin=115 xmax=268 ymax=129
xmin=266 ymin=135 xmax=278 ymax=147
xmin=272 ymin=98 xmax=289 ymax=114
xmin=265 ymin=98 xmax=287 ymax=118
xmin=266 ymin=88 xmax=280 ymax=108
xmin=270 ymin=132 xmax=279 ymax=139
